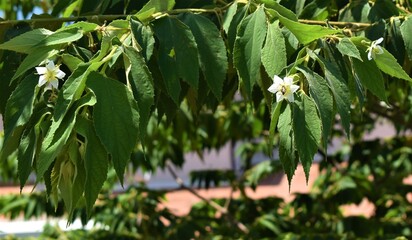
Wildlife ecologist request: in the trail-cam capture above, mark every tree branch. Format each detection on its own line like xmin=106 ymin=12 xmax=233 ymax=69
xmin=165 ymin=161 xmax=249 ymax=234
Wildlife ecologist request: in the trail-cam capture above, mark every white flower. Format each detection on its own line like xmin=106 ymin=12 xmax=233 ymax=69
xmin=267 ymin=75 xmax=300 ymax=102
xmin=366 ymin=37 xmax=384 ymax=60
xmin=35 ymin=60 xmax=66 ymax=90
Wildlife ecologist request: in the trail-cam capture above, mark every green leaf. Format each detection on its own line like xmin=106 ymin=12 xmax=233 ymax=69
xmin=37 ymin=93 xmax=96 ymax=178
xmin=180 ymin=13 xmax=228 ymax=100
xmin=18 ymin=107 xmax=50 ymax=190
xmin=293 ymin=94 xmax=321 ymax=182
xmin=314 ymin=53 xmax=351 ymax=137
xmin=261 ymin=21 xmax=287 ymax=77
xmin=401 ymin=16 xmax=412 ymax=61
xmin=54 ymin=62 xmax=101 ymax=121
xmin=130 ymin=17 xmax=155 ymax=61
xmin=1 ymin=75 xmax=37 ymax=163
xmin=62 ymin=21 xmax=99 ymax=33
xmin=269 ymin=102 xmax=282 ymax=151
xmin=223 ymin=1 xmax=238 ymax=33
xmin=375 ymin=49 xmax=412 ymax=81
xmin=0 ymin=28 xmax=52 ymax=53
xmin=274 ymin=12 xmax=340 ymax=45
xmin=296 ymin=66 xmax=334 ymax=151
xmin=153 ymin=16 xmax=199 ymax=104
xmin=227 ymin=5 xmax=247 ymax=52
xmin=136 ymin=0 xmax=175 ymax=21
xmin=12 ymin=47 xmax=59 ymax=81
xmin=3 ymin=74 xmax=37 ymax=142
xmin=233 ymin=6 xmax=267 ymax=98
xmin=352 ymin=56 xmax=387 ymax=101
xmin=61 ymin=53 xmax=83 ymax=72
xmin=337 ymin=38 xmax=362 ymax=61
xmin=36 ymin=27 xmax=83 ymax=47
xmin=277 ymin=102 xmax=297 ymax=186
xmin=86 ymin=72 xmax=139 ymax=185
xmin=123 ymin=45 xmax=154 ymax=141
xmin=258 ymin=0 xmax=298 ymax=21
xmin=75 ymin=117 xmax=108 ymax=217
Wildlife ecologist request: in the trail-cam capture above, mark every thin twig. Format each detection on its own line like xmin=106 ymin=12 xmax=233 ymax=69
xmin=166 ymin=161 xmax=249 ymax=234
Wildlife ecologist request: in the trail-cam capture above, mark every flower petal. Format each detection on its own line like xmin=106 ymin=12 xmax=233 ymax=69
xmin=273 ymin=75 xmax=283 ymax=84
xmin=284 ymin=77 xmax=293 ymax=85
xmin=375 ymin=37 xmax=383 ymax=45
xmin=55 ymin=69 xmax=66 ymax=79
xmin=267 ymin=83 xmax=278 ymax=93
xmin=38 ymin=75 xmax=47 ymax=87
xmin=35 ymin=67 xmax=47 ymax=75
xmin=45 ymin=60 xmax=55 ymax=70
xmin=290 ymin=84 xmax=300 ymax=93
xmin=367 ymin=50 xmax=373 ymax=60
xmin=276 ymin=92 xmax=284 ymax=102
xmin=286 ymin=93 xmax=294 ymax=102
xmin=49 ymin=79 xmax=59 ymax=89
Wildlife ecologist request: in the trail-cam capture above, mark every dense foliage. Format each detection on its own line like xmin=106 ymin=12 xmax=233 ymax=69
xmin=1 ymin=0 xmax=412 ymax=238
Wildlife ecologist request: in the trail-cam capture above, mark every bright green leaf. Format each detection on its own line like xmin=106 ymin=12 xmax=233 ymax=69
xmin=275 ymin=12 xmax=340 ymax=45
xmin=136 ymin=0 xmax=175 ymax=21
xmin=0 ymin=28 xmax=52 ymax=53
xmin=12 ymin=47 xmax=59 ymax=82
xmin=337 ymin=38 xmax=362 ymax=61
xmin=293 ymin=94 xmax=322 ymax=182
xmin=375 ymin=49 xmax=412 ymax=81
xmin=180 ymin=13 xmax=228 ymax=100
xmin=233 ymin=6 xmax=267 ymax=98
xmin=261 ymin=21 xmax=287 ymax=78
xmin=86 ymin=71 xmax=139 ymax=185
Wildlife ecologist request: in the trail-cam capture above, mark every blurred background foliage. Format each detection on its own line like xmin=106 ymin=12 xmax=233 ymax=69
xmin=1 ymin=0 xmax=412 ymax=239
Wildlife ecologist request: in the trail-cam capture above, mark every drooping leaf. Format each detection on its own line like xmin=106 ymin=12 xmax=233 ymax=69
xmin=227 ymin=5 xmax=247 ymax=52
xmin=86 ymin=71 xmax=139 ymax=185
xmin=261 ymin=20 xmax=287 ymax=78
xmin=277 ymin=102 xmax=297 ymax=186
xmin=153 ymin=16 xmax=199 ymax=104
xmin=269 ymin=101 xmax=282 ymax=151
xmin=293 ymin=94 xmax=322 ymax=182
xmin=297 ymin=66 xmax=334 ymax=151
xmin=352 ymin=56 xmax=387 ymax=101
xmin=75 ymin=117 xmax=108 ymax=217
xmin=3 ymin=74 xmax=37 ymax=142
xmin=337 ymin=38 xmax=362 ymax=61
xmin=314 ymin=53 xmax=351 ymax=137
xmin=180 ymin=13 xmax=228 ymax=100
xmin=130 ymin=17 xmax=155 ymax=61
xmin=0 ymin=74 xmax=37 ymax=165
xmin=233 ymin=6 xmax=267 ymax=98
xmin=37 ymin=93 xmax=96 ymax=178
xmin=18 ymin=107 xmax=50 ymax=190
xmin=339 ymin=0 xmax=371 ymax=23
xmin=123 ymin=45 xmax=154 ymax=141
xmin=401 ymin=16 xmax=412 ymax=61
xmin=0 ymin=28 xmax=52 ymax=53
xmin=223 ymin=1 xmax=238 ymax=33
